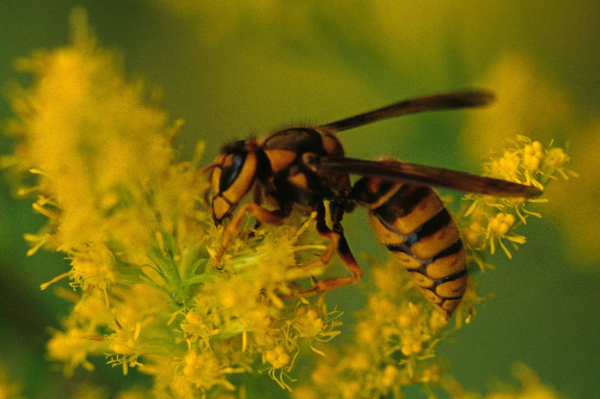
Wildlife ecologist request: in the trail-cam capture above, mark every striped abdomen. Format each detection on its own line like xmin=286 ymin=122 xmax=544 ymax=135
xmin=351 ymin=175 xmax=467 ymax=319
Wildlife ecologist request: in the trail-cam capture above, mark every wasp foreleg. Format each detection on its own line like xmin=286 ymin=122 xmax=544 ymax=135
xmin=210 ymin=202 xmax=290 ymax=269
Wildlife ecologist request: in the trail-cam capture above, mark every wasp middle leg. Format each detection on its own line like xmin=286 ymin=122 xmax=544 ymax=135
xmin=283 ymin=201 xmax=364 ymax=298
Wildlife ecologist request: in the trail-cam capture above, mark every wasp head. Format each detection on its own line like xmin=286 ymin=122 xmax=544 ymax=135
xmin=209 ymin=140 xmax=258 ymax=225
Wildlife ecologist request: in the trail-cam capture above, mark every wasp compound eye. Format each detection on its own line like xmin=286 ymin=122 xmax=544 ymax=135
xmin=211 ymin=140 xmax=259 ymax=224
xmin=219 ymin=141 xmax=248 ymax=192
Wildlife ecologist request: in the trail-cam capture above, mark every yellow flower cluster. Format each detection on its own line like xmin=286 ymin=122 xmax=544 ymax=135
xmin=294 ymin=259 xmax=448 ymax=399
xmin=2 ymin=9 xmax=575 ymax=399
xmin=446 ymin=363 xmax=565 ymax=399
xmin=0 ymin=367 xmax=24 ymax=399
xmin=3 ymin=10 xmax=342 ymax=398
xmin=460 ymin=135 xmax=574 ymax=265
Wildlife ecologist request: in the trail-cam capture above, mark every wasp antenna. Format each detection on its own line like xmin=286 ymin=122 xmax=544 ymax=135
xmin=200 ymin=163 xmax=219 ymax=175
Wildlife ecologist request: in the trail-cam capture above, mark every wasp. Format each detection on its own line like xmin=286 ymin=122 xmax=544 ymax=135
xmin=204 ymin=90 xmax=541 ymax=319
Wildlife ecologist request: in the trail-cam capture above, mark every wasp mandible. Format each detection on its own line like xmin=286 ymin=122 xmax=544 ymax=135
xmin=204 ymin=90 xmax=541 ymax=319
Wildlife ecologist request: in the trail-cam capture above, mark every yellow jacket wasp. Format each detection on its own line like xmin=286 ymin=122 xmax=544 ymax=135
xmin=204 ymin=90 xmax=541 ymax=319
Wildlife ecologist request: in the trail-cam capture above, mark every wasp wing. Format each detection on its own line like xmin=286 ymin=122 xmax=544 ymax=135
xmin=319 ymin=157 xmax=542 ymax=198
xmin=321 ymin=90 xmax=494 ymax=132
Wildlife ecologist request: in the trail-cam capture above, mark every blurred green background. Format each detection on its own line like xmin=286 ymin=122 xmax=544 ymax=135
xmin=1 ymin=1 xmax=599 ymax=398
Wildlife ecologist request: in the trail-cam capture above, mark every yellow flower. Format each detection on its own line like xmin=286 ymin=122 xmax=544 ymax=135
xmin=293 ymin=307 xmax=324 ymax=338
xmin=0 ymin=367 xmax=24 ymax=399
xmin=264 ymin=345 xmax=291 ymax=369
xmin=461 ymin=136 xmax=572 ymax=261
xmin=181 ymin=350 xmax=230 ymax=389
xmin=444 ymin=363 xmax=565 ymax=399
xmin=47 ymin=326 xmax=104 ymax=375
xmin=68 ymin=243 xmax=116 ymax=292
xmin=381 ymin=364 xmax=399 ymax=388
xmin=3 ymin=8 xmax=576 ymax=399
xmin=9 ymin=28 xmax=176 ymax=256
xmin=522 ymin=140 xmax=544 ymax=170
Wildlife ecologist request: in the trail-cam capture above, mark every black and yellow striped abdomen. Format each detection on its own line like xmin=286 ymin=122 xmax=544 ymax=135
xmin=351 ymin=175 xmax=467 ymax=319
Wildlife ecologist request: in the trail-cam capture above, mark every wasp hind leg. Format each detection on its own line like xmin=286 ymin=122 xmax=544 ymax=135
xmin=283 ymin=201 xmax=364 ymax=298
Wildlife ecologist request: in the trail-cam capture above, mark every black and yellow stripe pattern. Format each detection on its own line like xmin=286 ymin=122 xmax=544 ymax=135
xmin=352 ymin=176 xmax=467 ymax=319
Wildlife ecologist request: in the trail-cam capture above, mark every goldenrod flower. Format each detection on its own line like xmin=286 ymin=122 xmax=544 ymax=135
xmin=264 ymin=345 xmax=291 ymax=369
xmin=461 ymin=135 xmax=574 ymax=263
xmin=0 ymin=369 xmax=24 ymax=399
xmin=445 ymin=363 xmax=565 ymax=399
xmin=2 ymin=8 xmax=574 ymax=399
xmin=2 ymin=9 xmax=343 ymax=397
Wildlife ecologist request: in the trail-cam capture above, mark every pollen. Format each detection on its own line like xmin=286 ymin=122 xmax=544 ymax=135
xmin=462 ymin=222 xmax=483 ymax=246
xmin=544 ymin=147 xmax=569 ymax=168
xmin=488 ymin=213 xmax=516 ymax=236
xmin=347 ymin=350 xmax=372 ymax=371
xmin=381 ymin=365 xmax=399 ymax=388
xmin=523 ymin=140 xmax=543 ymax=170
xmin=265 ymin=346 xmax=291 ymax=369
xmin=400 ymin=338 xmax=423 ymax=356
xmin=491 ymin=150 xmax=521 ymax=181
xmin=294 ymin=308 xmax=324 ymax=338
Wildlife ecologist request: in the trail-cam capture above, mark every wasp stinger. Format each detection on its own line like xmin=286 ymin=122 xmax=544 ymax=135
xmin=204 ymin=90 xmax=542 ymax=319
